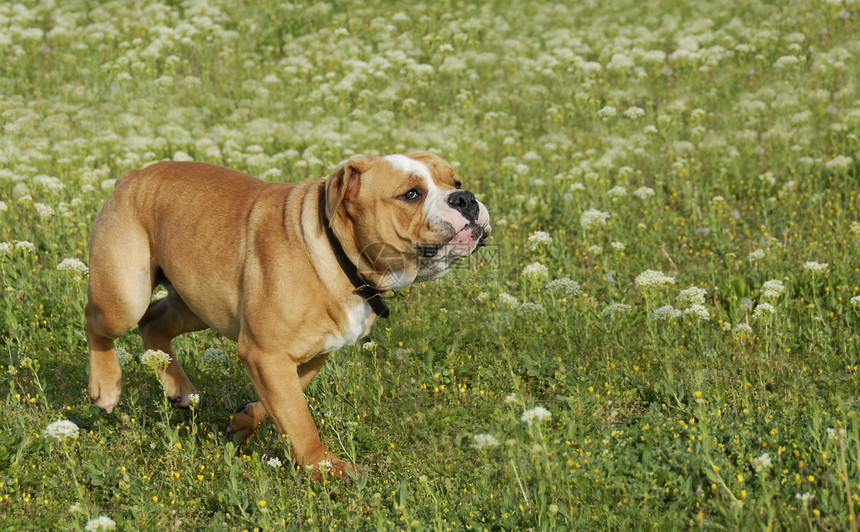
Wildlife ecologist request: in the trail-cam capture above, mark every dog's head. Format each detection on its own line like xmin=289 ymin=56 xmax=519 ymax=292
xmin=325 ymin=151 xmax=491 ymax=290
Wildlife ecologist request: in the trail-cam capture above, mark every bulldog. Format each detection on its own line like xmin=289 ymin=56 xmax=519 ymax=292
xmin=85 ymin=151 xmax=490 ymax=477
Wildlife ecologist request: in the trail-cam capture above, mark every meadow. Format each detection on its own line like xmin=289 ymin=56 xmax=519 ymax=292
xmin=1 ymin=0 xmax=859 ymax=529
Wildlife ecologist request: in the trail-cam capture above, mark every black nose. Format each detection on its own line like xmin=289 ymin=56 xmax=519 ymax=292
xmin=447 ymin=190 xmax=479 ymax=222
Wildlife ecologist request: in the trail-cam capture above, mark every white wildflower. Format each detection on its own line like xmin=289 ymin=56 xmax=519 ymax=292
xmin=851 ymin=295 xmax=860 ymax=308
xmin=651 ymin=305 xmax=682 ymax=321
xmin=624 ymin=107 xmax=645 ymax=120
xmin=44 ymin=419 xmax=80 ymax=442
xmin=522 ymin=262 xmax=549 ymax=282
xmin=684 ymin=304 xmax=710 ymax=321
xmin=597 ymin=105 xmax=617 ymax=121
xmin=15 ymin=241 xmax=36 ymax=254
xmin=690 ymin=108 xmax=707 ymax=122
xmin=154 ymin=75 xmax=174 ymax=88
xmin=516 ymin=302 xmax=545 ymax=317
xmin=607 ymin=53 xmax=634 ymax=71
xmin=795 ymin=492 xmax=815 ymax=503
xmin=748 ymin=249 xmax=765 ymax=262
xmin=753 ymin=452 xmax=773 ymax=473
xmin=84 ymin=516 xmax=116 ymax=531
xmin=188 ymin=393 xmax=200 ymax=408
xmin=803 ymin=261 xmax=829 ymax=274
xmin=527 ymin=231 xmax=552 ymax=251
xmin=140 ymin=349 xmax=171 ymax=371
xmin=472 ymin=433 xmax=500 ymax=450
xmin=545 ymin=278 xmax=581 ymax=298
xmin=267 ymin=457 xmax=282 ymax=468
xmin=499 ymin=292 xmax=520 ymax=310
xmin=587 ymin=245 xmax=603 ymax=255
xmin=634 ymin=270 xmax=676 ymax=291
xmin=677 ymin=286 xmax=707 ymax=308
xmin=520 ymin=406 xmax=552 ymax=425
xmin=34 ymin=175 xmax=65 ymax=193
xmin=115 ymin=346 xmax=133 ymax=367
xmin=0 ymin=242 xmax=12 ymax=256
xmin=734 ymin=323 xmax=753 ymax=338
xmin=633 ymin=186 xmax=655 ymax=200
xmin=774 ymin=55 xmax=800 ymax=69
xmin=826 ymin=427 xmax=846 ymax=439
xmin=362 ymin=340 xmax=377 ymax=350
xmin=752 ymin=303 xmax=775 ymax=319
xmin=601 ymin=303 xmax=632 ymax=318
xmin=201 ymin=348 xmax=226 ymax=367
xmin=761 ymin=280 xmax=785 ymax=299
xmin=261 ymin=168 xmax=282 ymax=180
xmin=56 ymin=258 xmax=89 ymax=280
xmin=607 ymin=186 xmax=627 ymax=200
xmin=824 ymin=155 xmax=852 ymax=172
xmin=610 ymin=241 xmax=625 ymax=251
xmin=34 ymin=202 xmax=55 ymax=219
xmin=580 ymin=208 xmax=610 ymax=228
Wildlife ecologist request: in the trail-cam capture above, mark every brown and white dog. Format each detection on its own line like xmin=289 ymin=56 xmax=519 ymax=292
xmin=85 ymin=151 xmax=490 ymax=477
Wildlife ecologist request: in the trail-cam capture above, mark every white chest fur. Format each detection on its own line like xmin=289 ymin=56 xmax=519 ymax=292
xmin=322 ymin=300 xmax=373 ymax=354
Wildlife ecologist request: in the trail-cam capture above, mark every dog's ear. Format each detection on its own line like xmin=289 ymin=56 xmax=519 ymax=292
xmin=324 ymin=156 xmax=372 ymax=222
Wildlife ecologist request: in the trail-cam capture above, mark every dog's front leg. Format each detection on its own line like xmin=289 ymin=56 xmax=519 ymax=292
xmin=240 ymin=347 xmax=356 ymax=478
xmin=228 ymin=354 xmax=330 ymax=444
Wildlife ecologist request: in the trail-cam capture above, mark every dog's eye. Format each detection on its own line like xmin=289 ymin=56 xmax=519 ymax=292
xmin=454 ymin=181 xmax=462 ymax=189
xmin=399 ymin=189 xmax=422 ymax=202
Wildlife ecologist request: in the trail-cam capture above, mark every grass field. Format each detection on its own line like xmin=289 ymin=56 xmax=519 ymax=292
xmin=2 ymin=0 xmax=860 ymax=529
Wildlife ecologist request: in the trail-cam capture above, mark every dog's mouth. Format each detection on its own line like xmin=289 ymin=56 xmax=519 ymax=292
xmin=417 ymin=223 xmax=487 ymax=259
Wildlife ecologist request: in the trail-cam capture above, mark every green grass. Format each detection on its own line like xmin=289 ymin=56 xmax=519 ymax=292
xmin=2 ymin=0 xmax=860 ymax=529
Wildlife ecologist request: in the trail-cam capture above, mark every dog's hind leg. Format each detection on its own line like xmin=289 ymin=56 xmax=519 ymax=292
xmin=86 ymin=212 xmax=154 ymax=413
xmin=138 ymin=292 xmax=208 ymax=407
xmin=86 ymin=300 xmax=138 ymax=413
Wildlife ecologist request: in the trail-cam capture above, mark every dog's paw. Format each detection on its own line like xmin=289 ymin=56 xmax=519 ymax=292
xmin=161 ymin=371 xmax=197 ymax=409
xmin=227 ymin=402 xmax=266 ymax=444
xmin=89 ymin=392 xmax=120 ymax=414
xmin=88 ymin=361 xmax=122 ymax=413
xmin=167 ymin=391 xmax=199 ymax=409
xmin=323 ymin=458 xmax=363 ymax=481
xmin=307 ymin=455 xmax=363 ymax=481
xmin=88 ymin=381 xmax=121 ymax=413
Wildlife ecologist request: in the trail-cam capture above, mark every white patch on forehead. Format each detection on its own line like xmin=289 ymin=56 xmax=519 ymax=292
xmin=384 ymin=154 xmax=437 ymax=191
xmin=384 ymin=154 xmax=446 ymax=221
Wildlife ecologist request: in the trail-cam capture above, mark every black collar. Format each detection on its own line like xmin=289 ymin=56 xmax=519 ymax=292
xmin=319 ymin=191 xmax=390 ymax=319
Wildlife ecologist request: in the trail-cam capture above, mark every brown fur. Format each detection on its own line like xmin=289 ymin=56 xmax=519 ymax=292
xmin=85 ymin=153 xmax=489 ymax=478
